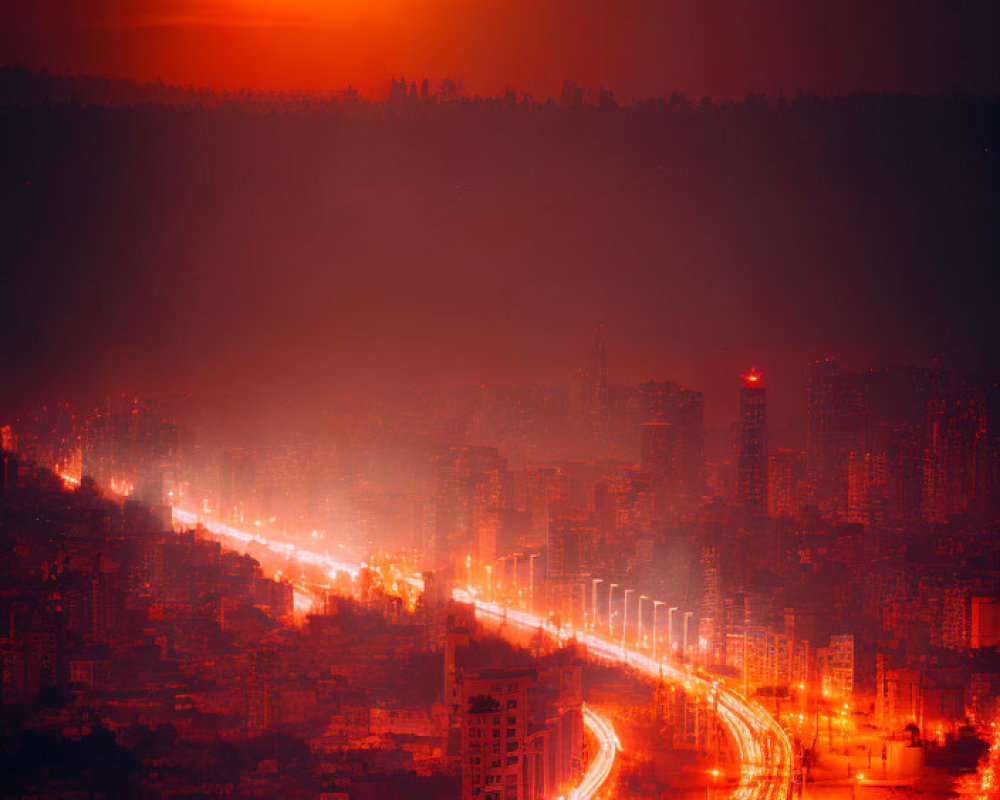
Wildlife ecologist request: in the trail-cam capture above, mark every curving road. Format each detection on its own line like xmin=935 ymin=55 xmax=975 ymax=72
xmin=165 ymin=504 xmax=787 ymax=800
xmin=166 ymin=507 xmax=620 ymax=799
xmin=457 ymin=592 xmax=794 ymax=800
xmin=576 ymin=704 xmax=621 ymax=800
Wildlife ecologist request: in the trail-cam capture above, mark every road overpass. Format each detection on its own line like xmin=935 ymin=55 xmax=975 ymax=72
xmin=454 ymin=590 xmax=794 ymax=800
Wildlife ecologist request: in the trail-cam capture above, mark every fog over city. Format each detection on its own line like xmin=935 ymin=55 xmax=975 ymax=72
xmin=1 ymin=3 xmax=998 ymax=800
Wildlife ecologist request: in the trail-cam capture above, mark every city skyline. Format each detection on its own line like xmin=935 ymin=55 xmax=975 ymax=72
xmin=4 ymin=1 xmax=999 ymax=99
xmin=3 ymin=73 xmax=997 ymax=430
xmin=2 ymin=5 xmax=999 ymax=800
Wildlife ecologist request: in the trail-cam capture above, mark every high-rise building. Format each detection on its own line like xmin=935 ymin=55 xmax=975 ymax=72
xmin=568 ymin=324 xmax=611 ymax=436
xmin=700 ymin=546 xmax=722 ymax=663
xmin=820 ymin=634 xmax=855 ymax=698
xmin=768 ymin=448 xmax=806 ymax=517
xmin=546 ymin=520 xmax=588 ymax=580
xmin=806 ymin=359 xmax=867 ymax=517
xmin=922 ymin=390 xmax=986 ymax=522
xmin=524 ymin=464 xmax=571 ymax=548
xmin=638 ymin=380 xmax=704 ymax=515
xmin=460 ymin=664 xmax=582 ymax=800
xmin=592 ymin=323 xmax=610 ymax=431
xmin=846 ymin=450 xmax=887 ymax=525
xmin=737 ymin=371 xmax=767 ymax=517
xmin=433 ymin=446 xmax=508 ymax=568
xmin=941 ymin=587 xmax=970 ymax=651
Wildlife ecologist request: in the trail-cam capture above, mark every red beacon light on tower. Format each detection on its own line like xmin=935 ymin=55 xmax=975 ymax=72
xmin=742 ymin=369 xmax=763 ymax=387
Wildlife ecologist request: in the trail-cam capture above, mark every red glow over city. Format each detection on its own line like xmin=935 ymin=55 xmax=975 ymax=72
xmin=1 ymin=4 xmax=998 ymax=800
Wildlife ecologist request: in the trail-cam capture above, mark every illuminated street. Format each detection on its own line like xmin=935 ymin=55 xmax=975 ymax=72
xmin=455 ymin=590 xmax=794 ymax=800
xmin=166 ymin=505 xmax=624 ymax=799
xmin=7 ymin=21 xmax=998 ymax=800
xmin=157 ymin=500 xmax=792 ymax=800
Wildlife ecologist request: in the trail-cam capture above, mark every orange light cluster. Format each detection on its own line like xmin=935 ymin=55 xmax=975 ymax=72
xmin=57 ymin=470 xmax=80 ymax=488
xmin=110 ymin=476 xmax=135 ymax=497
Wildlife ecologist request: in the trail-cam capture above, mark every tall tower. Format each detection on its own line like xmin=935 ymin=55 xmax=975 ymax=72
xmin=592 ymin=323 xmax=610 ymax=430
xmin=638 ymin=380 xmax=705 ymax=515
xmin=738 ymin=370 xmax=768 ymax=517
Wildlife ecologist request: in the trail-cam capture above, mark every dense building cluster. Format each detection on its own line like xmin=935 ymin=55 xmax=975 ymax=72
xmin=0 ymin=459 xmax=592 ymax=799
xmin=5 ymin=338 xmax=1000 ymax=792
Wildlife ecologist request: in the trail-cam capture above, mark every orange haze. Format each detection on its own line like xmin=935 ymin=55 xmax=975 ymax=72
xmin=3 ymin=0 xmax=999 ymax=99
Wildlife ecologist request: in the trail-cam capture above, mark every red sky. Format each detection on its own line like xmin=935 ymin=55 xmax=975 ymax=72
xmin=3 ymin=0 xmax=998 ymax=99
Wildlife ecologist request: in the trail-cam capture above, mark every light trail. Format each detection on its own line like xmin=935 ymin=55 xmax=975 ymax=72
xmin=58 ymin=471 xmax=80 ymax=487
xmin=574 ymin=704 xmax=620 ymax=800
xmin=67 ymin=479 xmax=785 ymax=800
xmin=170 ymin=507 xmax=361 ymax=579
xmin=454 ymin=590 xmax=794 ymax=800
xmin=164 ymin=511 xmax=618 ymax=797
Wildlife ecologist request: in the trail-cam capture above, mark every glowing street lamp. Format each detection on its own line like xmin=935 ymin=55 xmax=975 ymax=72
xmin=668 ymin=606 xmax=679 ymax=659
xmin=653 ymin=601 xmax=667 ymax=661
xmin=608 ymin=584 xmax=619 ymax=636
xmin=529 ymin=553 xmax=540 ymax=612
xmin=591 ymin=578 xmax=603 ymax=631
xmin=623 ymin=589 xmax=635 ymax=644
xmin=639 ymin=595 xmax=650 ymax=648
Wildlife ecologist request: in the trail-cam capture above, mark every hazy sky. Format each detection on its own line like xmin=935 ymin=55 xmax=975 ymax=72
xmin=2 ymin=3 xmax=998 ymax=434
xmin=3 ymin=0 xmax=999 ymax=98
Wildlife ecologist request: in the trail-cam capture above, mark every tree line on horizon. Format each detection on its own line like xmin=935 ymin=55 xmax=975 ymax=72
xmin=3 ymin=64 xmax=997 ymax=115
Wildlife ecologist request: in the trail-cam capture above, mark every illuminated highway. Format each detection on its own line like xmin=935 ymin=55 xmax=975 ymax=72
xmin=170 ymin=507 xmax=360 ymax=578
xmin=66 ymin=486 xmax=785 ymax=800
xmin=455 ymin=591 xmax=794 ymax=800
xmin=170 ymin=504 xmax=791 ymax=800
xmin=163 ymin=505 xmax=621 ymax=799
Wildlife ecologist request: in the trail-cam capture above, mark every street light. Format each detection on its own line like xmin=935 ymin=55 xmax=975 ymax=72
xmin=529 ymin=553 xmax=540 ymax=612
xmin=639 ymin=595 xmax=650 ymax=649
xmin=683 ymin=611 xmax=694 ymax=657
xmin=668 ymin=607 xmax=679 ymax=659
xmin=497 ymin=553 xmax=518 ymax=596
xmin=592 ymin=578 xmax=604 ymax=632
xmin=506 ymin=553 xmax=521 ymax=603
xmin=653 ymin=601 xmax=666 ymax=661
xmin=608 ymin=584 xmax=619 ymax=637
xmin=623 ymin=589 xmax=635 ymax=643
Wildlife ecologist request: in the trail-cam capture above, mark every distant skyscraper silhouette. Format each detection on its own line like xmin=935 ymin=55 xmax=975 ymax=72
xmin=592 ymin=323 xmax=609 ymax=429
xmin=737 ymin=370 xmax=768 ymax=517
xmin=638 ymin=380 xmax=704 ymax=515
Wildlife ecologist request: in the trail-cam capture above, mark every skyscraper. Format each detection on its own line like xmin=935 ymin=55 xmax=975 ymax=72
xmin=593 ymin=323 xmax=609 ymax=428
xmin=460 ymin=664 xmax=582 ymax=800
xmin=638 ymin=380 xmax=705 ymax=515
xmin=806 ymin=358 xmax=867 ymax=517
xmin=737 ymin=370 xmax=767 ymax=517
